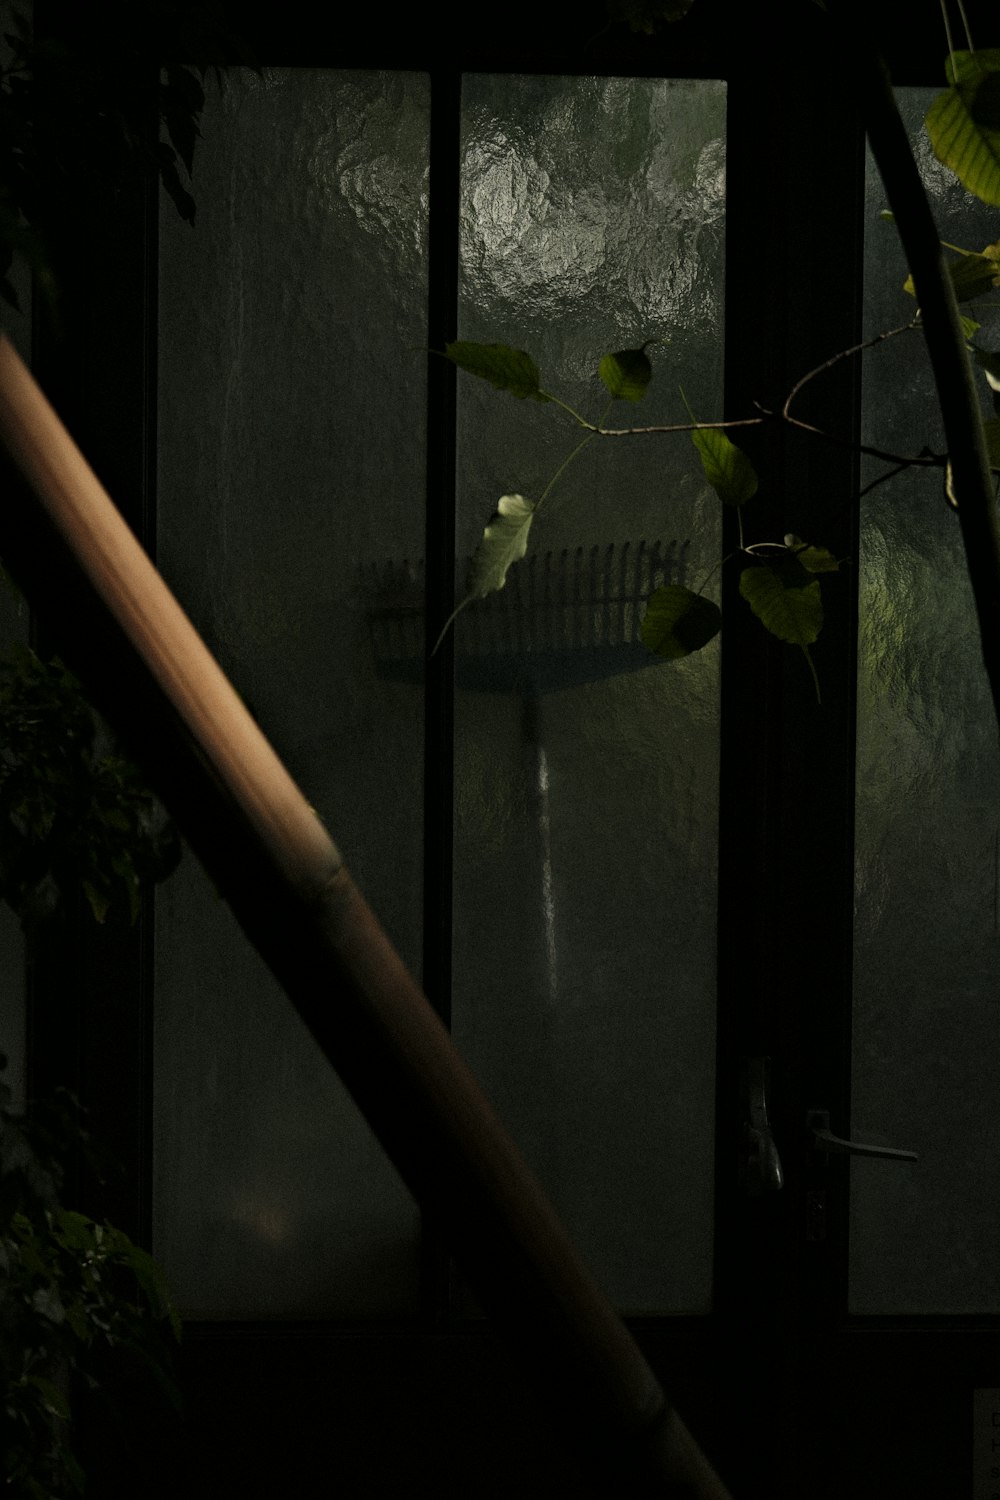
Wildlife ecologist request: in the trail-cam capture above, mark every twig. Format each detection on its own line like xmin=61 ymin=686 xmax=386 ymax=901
xmin=782 ymin=319 xmax=921 ymax=420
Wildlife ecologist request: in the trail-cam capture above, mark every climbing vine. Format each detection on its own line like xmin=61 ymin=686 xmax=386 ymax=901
xmin=438 ymin=31 xmax=1000 ymax=702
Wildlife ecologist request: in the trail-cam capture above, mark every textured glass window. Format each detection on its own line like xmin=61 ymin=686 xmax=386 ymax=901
xmin=155 ymin=67 xmax=725 ymax=1322
xmin=155 ymin=69 xmax=429 ymax=1318
xmin=452 ymin=75 xmax=726 ymax=1314
xmin=853 ymin=90 xmax=1000 ymax=1314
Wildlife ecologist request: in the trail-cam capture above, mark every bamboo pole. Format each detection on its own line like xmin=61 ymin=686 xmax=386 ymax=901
xmin=0 ymin=334 xmax=732 ymax=1497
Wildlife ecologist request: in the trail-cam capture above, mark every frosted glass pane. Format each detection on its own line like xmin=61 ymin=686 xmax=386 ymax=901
xmin=453 ymin=75 xmax=725 ymax=1314
xmin=155 ymin=69 xmax=428 ymax=1318
xmin=852 ymin=90 xmax=1000 ymax=1314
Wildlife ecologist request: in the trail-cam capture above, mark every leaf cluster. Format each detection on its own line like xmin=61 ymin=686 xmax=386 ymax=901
xmin=440 ymin=338 xmax=840 ymax=695
xmin=0 ymin=647 xmax=181 ymax=926
xmin=0 ymin=1072 xmax=181 ymax=1499
xmin=0 ymin=0 xmax=251 ymax=310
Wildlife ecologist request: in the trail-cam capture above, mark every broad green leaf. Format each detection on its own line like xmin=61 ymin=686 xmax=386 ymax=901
xmin=739 ymin=565 xmax=823 ymax=645
xmin=948 ymin=251 xmax=1000 ymax=301
xmin=794 ymin=544 xmax=840 ymax=574
xmin=598 ymin=347 xmax=652 ymax=401
xmin=442 ymin=342 xmax=549 ymax=402
xmin=467 ymin=494 xmax=535 ymax=598
xmin=926 ymin=51 xmax=1000 ymax=207
xmin=27 ymin=1375 xmax=71 ymax=1421
xmin=430 ymin=494 xmax=536 ymax=655
xmin=54 ymin=1209 xmax=99 ymax=1252
xmin=903 ymin=251 xmax=1000 ymax=303
xmin=691 ymin=427 xmax=758 ymax=505
xmin=640 ymin=585 xmax=722 ymax=659
xmin=120 ymin=1238 xmax=183 ymax=1337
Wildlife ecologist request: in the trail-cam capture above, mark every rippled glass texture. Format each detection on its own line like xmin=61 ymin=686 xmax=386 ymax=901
xmin=453 ymin=76 xmax=726 ymax=1314
xmin=853 ymin=91 xmax=1000 ymax=1313
xmin=155 ymin=70 xmax=428 ymax=1318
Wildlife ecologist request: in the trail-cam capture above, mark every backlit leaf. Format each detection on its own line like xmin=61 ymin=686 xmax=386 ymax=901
xmin=598 ymin=347 xmax=652 ymax=401
xmin=640 ymin=585 xmax=722 ymax=659
xmin=926 ymin=51 xmax=1000 ymax=207
xmin=442 ymin=342 xmax=550 ymax=402
xmin=467 ymin=495 xmax=535 ymax=598
xmin=904 ymin=250 xmax=1000 ymax=303
xmin=691 ymin=427 xmax=758 ymax=505
xmin=739 ymin=565 xmax=823 ymax=645
xmin=431 ymin=495 xmax=536 ymax=654
xmin=794 ymin=544 xmax=840 ymax=574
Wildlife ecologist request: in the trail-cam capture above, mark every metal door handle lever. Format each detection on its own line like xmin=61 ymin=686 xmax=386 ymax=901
xmin=807 ymin=1110 xmax=918 ymax=1162
xmin=743 ymin=1057 xmax=784 ymax=1193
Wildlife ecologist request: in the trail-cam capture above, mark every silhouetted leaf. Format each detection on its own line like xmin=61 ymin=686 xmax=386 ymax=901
xmin=904 ymin=248 xmax=1000 ymax=302
xmin=641 ymin=585 xmax=722 ymax=659
xmin=691 ymin=427 xmax=758 ymax=505
xmin=467 ymin=494 xmax=535 ymax=596
xmin=739 ymin=565 xmax=823 ymax=645
xmin=792 ymin=543 xmax=840 ymax=574
xmin=443 ymin=342 xmax=549 ymax=401
xmin=598 ymin=346 xmax=652 ymax=401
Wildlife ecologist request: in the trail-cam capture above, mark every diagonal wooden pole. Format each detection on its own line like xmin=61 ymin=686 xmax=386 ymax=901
xmin=0 ymin=334 xmax=732 ymax=1497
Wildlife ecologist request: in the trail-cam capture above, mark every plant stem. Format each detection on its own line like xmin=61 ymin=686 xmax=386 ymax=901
xmin=838 ymin=4 xmax=1000 ymax=734
xmin=782 ymin=319 xmax=920 ymax=420
xmin=955 ymin=0 xmax=974 ymax=52
xmin=535 ymin=430 xmax=598 ymax=512
xmin=541 ymin=391 xmax=598 ymax=430
xmin=939 ymin=0 xmax=958 ymax=76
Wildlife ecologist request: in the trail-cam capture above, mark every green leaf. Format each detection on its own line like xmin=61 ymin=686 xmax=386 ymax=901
xmin=442 ymin=342 xmax=550 ymax=402
xmin=691 ymin=428 xmax=758 ymax=505
xmin=54 ymin=1209 xmax=99 ymax=1252
xmin=903 ymin=251 xmax=1000 ymax=303
xmin=961 ymin=314 xmax=982 ymax=339
xmin=739 ymin=565 xmax=823 ymax=645
xmin=467 ymin=495 xmax=535 ymax=599
xmin=598 ymin=347 xmax=652 ymax=401
xmin=640 ymin=585 xmax=722 ymax=659
xmin=792 ymin=544 xmax=840 ymax=574
xmin=926 ymin=51 xmax=1000 ymax=207
xmin=26 ymin=1374 xmax=71 ymax=1421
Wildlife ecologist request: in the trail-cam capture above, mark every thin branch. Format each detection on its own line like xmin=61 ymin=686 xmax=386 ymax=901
xmin=782 ymin=319 xmax=921 ymax=420
xmin=954 ymin=0 xmax=974 ymax=53
xmin=857 ymin=461 xmax=914 ymax=501
xmin=596 ymin=404 xmax=943 ymax=471
xmin=939 ymin=0 xmax=958 ymax=76
xmin=781 ymin=411 xmax=945 ymax=468
xmin=595 ymin=415 xmax=766 ymax=437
